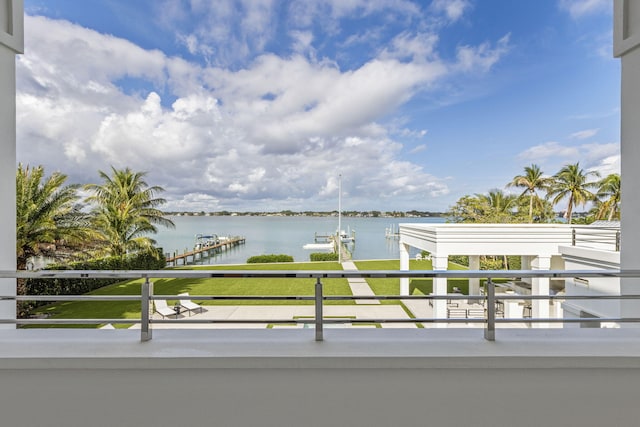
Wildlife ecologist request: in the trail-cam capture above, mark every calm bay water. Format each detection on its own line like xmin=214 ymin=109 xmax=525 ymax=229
xmin=155 ymin=216 xmax=446 ymax=264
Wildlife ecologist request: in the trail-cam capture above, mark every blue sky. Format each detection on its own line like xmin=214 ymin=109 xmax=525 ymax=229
xmin=17 ymin=0 xmax=618 ymax=212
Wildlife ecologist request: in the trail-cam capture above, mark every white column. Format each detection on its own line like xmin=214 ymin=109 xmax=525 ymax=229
xmin=0 ymin=1 xmax=23 ymax=328
xmin=468 ymin=255 xmax=480 ymax=295
xmin=503 ymin=291 xmax=523 ymax=321
xmin=399 ymin=242 xmax=410 ymax=296
xmin=615 ymin=0 xmax=640 ymax=324
xmin=432 ymin=255 xmax=448 ymax=327
xmin=531 ymin=255 xmax=551 ymax=328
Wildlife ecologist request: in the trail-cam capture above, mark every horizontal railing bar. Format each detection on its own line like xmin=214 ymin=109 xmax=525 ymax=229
xmin=4 ymin=294 xmax=640 ymax=305
xmin=1 ymin=319 xmax=141 ymax=325
xmin=323 ymin=295 xmax=640 ymax=300
xmin=5 ymin=294 xmax=640 ymax=302
xmin=4 ymin=296 xmax=143 ymax=301
xmin=5 ymin=317 xmax=633 ymax=326
xmin=1 ymin=295 xmax=317 ymax=302
xmin=151 ymin=295 xmax=316 ymax=301
xmin=1 ymin=268 xmax=639 ymax=279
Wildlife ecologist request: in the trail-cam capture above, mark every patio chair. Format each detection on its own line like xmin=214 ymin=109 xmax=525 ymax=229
xmin=154 ymin=298 xmax=178 ymax=319
xmin=179 ymin=292 xmax=204 ymax=316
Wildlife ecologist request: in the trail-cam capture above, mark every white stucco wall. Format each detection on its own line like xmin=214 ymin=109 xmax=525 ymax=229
xmin=2 ymin=329 xmax=640 ymax=427
xmin=560 ymin=246 xmax=621 ymax=324
xmin=617 ymin=0 xmax=640 ymax=320
xmin=0 ymin=0 xmax=22 ymax=327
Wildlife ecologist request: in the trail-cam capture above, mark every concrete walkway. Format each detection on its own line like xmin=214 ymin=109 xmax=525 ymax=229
xmin=132 ymin=304 xmax=414 ymax=329
xmin=341 ymin=261 xmax=380 ymax=304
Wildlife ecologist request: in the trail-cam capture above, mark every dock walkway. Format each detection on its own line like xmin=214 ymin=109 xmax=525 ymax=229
xmin=165 ymin=237 xmax=246 ymax=266
xmin=342 ymin=261 xmax=380 ymax=305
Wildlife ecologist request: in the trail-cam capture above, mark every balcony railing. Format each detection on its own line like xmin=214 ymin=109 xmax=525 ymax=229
xmin=1 ymin=269 xmax=639 ymax=342
xmin=572 ymin=226 xmax=620 ymax=251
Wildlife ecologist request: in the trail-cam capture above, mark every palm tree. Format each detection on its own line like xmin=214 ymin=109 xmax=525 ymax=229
xmin=595 ymin=173 xmax=621 ymax=221
xmin=16 ymin=164 xmax=92 ymax=270
xmin=547 ymin=163 xmax=599 ymax=224
xmin=478 ymin=189 xmax=518 ymax=218
xmin=508 ymin=164 xmax=553 ymax=223
xmin=85 ymin=167 xmax=174 ymax=257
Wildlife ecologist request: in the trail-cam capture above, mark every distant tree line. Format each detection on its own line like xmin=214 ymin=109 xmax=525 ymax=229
xmin=167 ymin=210 xmax=446 ymax=217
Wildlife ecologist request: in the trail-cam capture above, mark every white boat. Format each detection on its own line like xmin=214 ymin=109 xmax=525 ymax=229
xmin=303 ymin=243 xmax=334 ymax=251
xmin=339 ymin=230 xmax=355 ymax=243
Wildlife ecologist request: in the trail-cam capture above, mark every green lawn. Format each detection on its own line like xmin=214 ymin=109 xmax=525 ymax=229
xmin=156 ymin=262 xmax=351 ymax=305
xmin=355 ymin=259 xmax=470 ymax=296
xmin=32 ymin=261 xmax=352 ymax=327
xmin=30 ymin=259 xmax=481 ymax=328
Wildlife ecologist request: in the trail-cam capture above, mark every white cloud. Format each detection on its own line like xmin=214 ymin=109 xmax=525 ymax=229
xmin=204 ymin=54 xmax=446 ymax=153
xmin=588 ymin=154 xmax=620 ymax=177
xmin=518 ymin=141 xmax=620 ymax=180
xmin=519 ymin=141 xmax=579 ymax=161
xmin=430 ymin=0 xmax=472 ymax=23
xmin=409 ymin=144 xmax=427 ymax=154
xmin=456 ymin=34 xmax=511 ymax=73
xmin=289 ymin=30 xmax=315 ymax=56
xmin=17 ymin=14 xmax=458 ymax=211
xmin=381 ymin=32 xmax=439 ymax=63
xmin=581 ymin=142 xmax=619 ymax=164
xmin=559 ymin=0 xmax=609 ymax=19
xmin=569 ymin=128 xmax=599 ymax=139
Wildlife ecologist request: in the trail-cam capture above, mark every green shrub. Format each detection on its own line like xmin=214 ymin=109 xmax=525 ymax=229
xmin=449 ymin=255 xmax=469 ymax=266
xmin=19 ymin=249 xmax=166 ymax=318
xmin=310 ymin=252 xmax=339 ymax=261
xmin=246 ymin=254 xmax=294 ymax=263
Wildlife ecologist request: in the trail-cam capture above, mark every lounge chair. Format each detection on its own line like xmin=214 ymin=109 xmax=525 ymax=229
xmin=154 ymin=298 xmax=178 ymax=318
xmin=179 ymin=292 xmax=204 ymax=315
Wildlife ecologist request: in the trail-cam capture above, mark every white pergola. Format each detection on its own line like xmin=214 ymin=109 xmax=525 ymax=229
xmin=399 ymin=223 xmax=574 ymax=325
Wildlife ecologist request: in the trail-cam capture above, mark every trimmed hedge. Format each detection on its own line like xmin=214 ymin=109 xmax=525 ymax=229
xmin=246 ymin=254 xmax=294 ymax=263
xmin=19 ymin=249 xmax=166 ymax=318
xmin=310 ymin=252 xmax=339 ymax=261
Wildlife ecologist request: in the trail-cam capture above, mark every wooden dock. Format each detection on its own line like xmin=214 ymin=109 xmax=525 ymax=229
xmin=165 ymin=236 xmax=246 ymax=266
xmin=330 ymin=235 xmax=352 ymax=261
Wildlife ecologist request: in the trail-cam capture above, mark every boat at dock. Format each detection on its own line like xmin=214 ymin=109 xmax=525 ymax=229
xmin=302 ymin=242 xmax=334 ymax=251
xmin=339 ymin=228 xmax=355 ymax=243
xmin=165 ymin=234 xmax=246 ymax=266
xmin=194 ymin=234 xmax=221 ymax=250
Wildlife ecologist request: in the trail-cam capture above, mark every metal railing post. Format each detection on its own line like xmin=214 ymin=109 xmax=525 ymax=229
xmin=315 ymin=278 xmax=323 ymax=341
xmin=484 ymin=278 xmax=495 ymax=341
xmin=572 ymin=228 xmax=576 ymax=246
xmin=141 ymin=277 xmax=152 ymax=342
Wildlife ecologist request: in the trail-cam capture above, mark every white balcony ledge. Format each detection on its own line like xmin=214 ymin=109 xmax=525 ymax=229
xmin=2 ymin=328 xmax=640 ymax=370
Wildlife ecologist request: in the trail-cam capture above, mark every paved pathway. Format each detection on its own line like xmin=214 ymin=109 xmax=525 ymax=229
xmin=131 ymin=304 xmax=413 ymax=329
xmin=341 ymin=261 xmax=380 ymax=305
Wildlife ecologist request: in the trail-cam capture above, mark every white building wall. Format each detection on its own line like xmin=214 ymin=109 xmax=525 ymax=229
xmin=616 ymin=0 xmax=640 ymax=320
xmin=0 ymin=0 xmax=22 ymax=327
xmin=2 ymin=329 xmax=640 ymax=427
xmin=560 ymin=246 xmax=621 ymax=326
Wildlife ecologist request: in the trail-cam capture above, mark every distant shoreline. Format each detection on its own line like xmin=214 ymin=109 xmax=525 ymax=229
xmin=163 ymin=211 xmax=447 ymax=218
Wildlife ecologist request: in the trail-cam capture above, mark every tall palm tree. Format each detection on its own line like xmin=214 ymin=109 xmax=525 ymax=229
xmin=16 ymin=164 xmax=92 ymax=270
xmin=547 ymin=163 xmax=599 ymax=224
xmin=508 ymin=164 xmax=553 ymax=223
xmin=595 ymin=173 xmax=621 ymax=221
xmin=85 ymin=167 xmax=174 ymax=258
